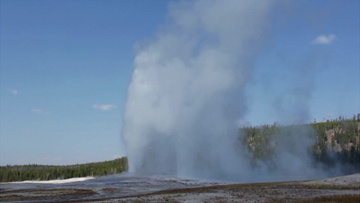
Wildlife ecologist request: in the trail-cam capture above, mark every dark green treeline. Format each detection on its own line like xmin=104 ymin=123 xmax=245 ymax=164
xmin=240 ymin=116 xmax=360 ymax=174
xmin=0 ymin=157 xmax=127 ymax=182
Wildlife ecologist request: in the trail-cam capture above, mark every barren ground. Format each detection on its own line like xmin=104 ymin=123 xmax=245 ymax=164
xmin=115 ymin=174 xmax=360 ymax=203
xmin=1 ymin=174 xmax=359 ymax=202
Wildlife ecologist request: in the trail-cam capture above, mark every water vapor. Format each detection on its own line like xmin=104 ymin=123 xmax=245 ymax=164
xmin=122 ymin=0 xmax=327 ymax=182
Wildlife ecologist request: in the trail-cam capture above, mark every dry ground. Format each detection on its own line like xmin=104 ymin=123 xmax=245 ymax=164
xmin=1 ymin=174 xmax=359 ymax=202
xmin=114 ymin=174 xmax=360 ymax=203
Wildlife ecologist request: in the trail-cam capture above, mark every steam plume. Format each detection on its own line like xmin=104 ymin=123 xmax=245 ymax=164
xmin=122 ymin=0 xmax=326 ymax=181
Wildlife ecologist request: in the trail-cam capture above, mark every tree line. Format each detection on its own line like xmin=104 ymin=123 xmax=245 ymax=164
xmin=240 ymin=116 xmax=360 ymax=174
xmin=0 ymin=157 xmax=127 ymax=182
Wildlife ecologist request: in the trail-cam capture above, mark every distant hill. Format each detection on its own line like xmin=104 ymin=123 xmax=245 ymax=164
xmin=240 ymin=115 xmax=360 ymax=174
xmin=0 ymin=157 xmax=128 ymax=182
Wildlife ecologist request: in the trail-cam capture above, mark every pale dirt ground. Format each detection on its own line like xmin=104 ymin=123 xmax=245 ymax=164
xmin=1 ymin=174 xmax=359 ymax=202
xmin=113 ymin=174 xmax=360 ymax=203
xmin=303 ymin=173 xmax=360 ymax=187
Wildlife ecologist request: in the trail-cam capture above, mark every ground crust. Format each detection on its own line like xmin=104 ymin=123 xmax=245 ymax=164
xmin=1 ymin=174 xmax=359 ymax=202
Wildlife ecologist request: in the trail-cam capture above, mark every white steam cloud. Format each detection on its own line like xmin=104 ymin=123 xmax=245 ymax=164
xmin=122 ymin=0 xmax=327 ymax=182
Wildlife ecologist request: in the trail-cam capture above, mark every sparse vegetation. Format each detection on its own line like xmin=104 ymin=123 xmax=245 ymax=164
xmin=0 ymin=157 xmax=127 ymax=182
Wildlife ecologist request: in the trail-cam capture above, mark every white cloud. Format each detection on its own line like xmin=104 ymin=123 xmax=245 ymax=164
xmin=31 ymin=108 xmax=49 ymax=114
xmin=311 ymin=34 xmax=335 ymax=45
xmin=8 ymin=88 xmax=18 ymax=95
xmin=93 ymin=104 xmax=117 ymax=111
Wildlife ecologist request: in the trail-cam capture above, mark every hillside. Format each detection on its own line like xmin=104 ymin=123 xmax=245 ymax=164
xmin=240 ymin=115 xmax=360 ymax=174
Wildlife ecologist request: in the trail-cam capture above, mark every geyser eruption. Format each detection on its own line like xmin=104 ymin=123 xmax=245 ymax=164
xmin=122 ymin=0 xmax=326 ymax=181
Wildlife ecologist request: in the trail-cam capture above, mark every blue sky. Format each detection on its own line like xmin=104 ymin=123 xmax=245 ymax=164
xmin=0 ymin=0 xmax=359 ymax=165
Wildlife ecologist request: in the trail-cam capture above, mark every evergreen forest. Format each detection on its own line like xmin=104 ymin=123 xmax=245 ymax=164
xmin=0 ymin=157 xmax=127 ymax=182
